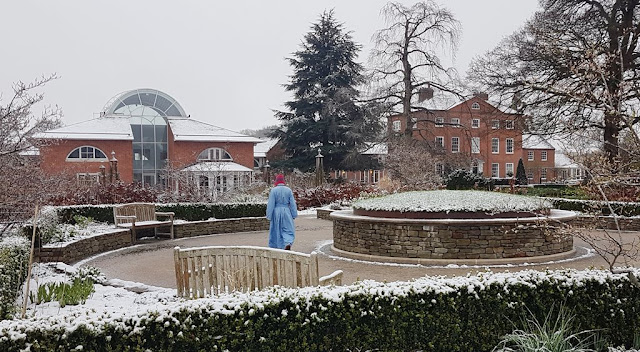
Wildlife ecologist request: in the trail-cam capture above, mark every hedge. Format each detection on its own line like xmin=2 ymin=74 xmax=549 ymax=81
xmin=51 ymin=202 xmax=267 ymax=224
xmin=548 ymin=197 xmax=640 ymax=217
xmin=1 ymin=269 xmax=638 ymax=351
xmin=0 ymin=237 xmax=29 ymax=320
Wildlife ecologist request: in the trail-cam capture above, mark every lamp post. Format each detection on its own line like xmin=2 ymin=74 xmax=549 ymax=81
xmin=315 ymin=149 xmax=324 ymax=187
xmin=263 ymin=160 xmax=271 ymax=184
xmin=109 ymin=151 xmax=120 ymax=183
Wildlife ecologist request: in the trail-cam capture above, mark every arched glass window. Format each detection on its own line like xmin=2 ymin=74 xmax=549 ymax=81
xmin=67 ymin=146 xmax=108 ymax=160
xmin=471 ymin=102 xmax=480 ymax=110
xmin=197 ymin=148 xmax=232 ymax=161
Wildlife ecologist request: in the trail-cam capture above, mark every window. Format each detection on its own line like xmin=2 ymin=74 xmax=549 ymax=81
xmin=435 ymin=136 xmax=444 ymax=148
xmin=451 ymin=137 xmax=460 ymax=153
xmin=197 ymin=148 xmax=233 ymax=161
xmin=471 ymin=119 xmax=480 ymax=128
xmin=435 ymin=163 xmax=444 ymax=175
xmin=491 ymin=120 xmax=500 ymax=129
xmin=505 ymin=120 xmax=514 ymax=129
xmin=435 ymin=117 xmax=444 ymax=127
xmin=372 ymin=170 xmax=380 ymax=183
xmin=491 ymin=163 xmax=499 ymax=178
xmin=541 ymin=151 xmax=548 ymax=161
xmin=528 ymin=150 xmax=534 ymax=161
xmin=392 ymin=120 xmax=401 ymax=132
xmin=471 ymin=102 xmax=480 ymax=110
xmin=451 ymin=117 xmax=460 ymax=127
xmin=505 ymin=163 xmax=514 ymax=176
xmin=491 ymin=138 xmax=499 ymax=153
xmin=527 ymin=171 xmax=533 ymax=180
xmin=411 ymin=117 xmax=418 ymax=129
xmin=471 ymin=137 xmax=480 ymax=154
xmin=506 ymin=138 xmax=514 ymax=154
xmin=67 ymin=146 xmax=108 ymax=161
xmin=360 ymin=170 xmax=369 ymax=183
xmin=76 ymin=173 xmax=100 ymax=186
xmin=541 ymin=168 xmax=547 ymax=180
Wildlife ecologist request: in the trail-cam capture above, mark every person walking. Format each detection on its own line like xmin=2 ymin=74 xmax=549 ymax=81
xmin=266 ymin=174 xmax=298 ymax=250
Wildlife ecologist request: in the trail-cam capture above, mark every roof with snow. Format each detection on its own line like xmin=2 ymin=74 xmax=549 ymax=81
xmin=522 ymin=134 xmax=555 ymax=150
xmin=181 ymin=161 xmax=254 ymax=173
xmin=167 ymin=117 xmax=262 ymax=143
xmin=35 ymin=118 xmax=134 ymax=140
xmin=254 ymin=138 xmax=279 ymax=158
xmin=412 ymin=90 xmax=521 ymax=115
xmin=361 ymin=142 xmax=388 ymax=155
xmin=555 ymin=152 xmax=580 ymax=169
xmin=102 ymin=88 xmax=187 ymax=117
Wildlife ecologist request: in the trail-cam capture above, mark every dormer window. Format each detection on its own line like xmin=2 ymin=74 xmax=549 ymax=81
xmin=451 ymin=118 xmax=460 ymax=127
xmin=471 ymin=102 xmax=480 ymax=110
xmin=66 ymin=146 xmax=108 ymax=161
xmin=435 ymin=117 xmax=444 ymax=127
xmin=197 ymin=148 xmax=232 ymax=161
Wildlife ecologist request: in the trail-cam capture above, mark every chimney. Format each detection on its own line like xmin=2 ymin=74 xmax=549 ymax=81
xmin=474 ymin=92 xmax=489 ymax=101
xmin=418 ymin=87 xmax=434 ymax=102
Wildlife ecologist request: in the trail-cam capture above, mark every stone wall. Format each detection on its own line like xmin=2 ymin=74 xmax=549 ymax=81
xmin=332 ymin=211 xmax=573 ymax=260
xmin=316 ymin=209 xmax=334 ymax=220
xmin=36 ymin=229 xmax=131 ymax=264
xmin=174 ymin=217 xmax=269 ymax=238
xmin=571 ymin=215 xmax=640 ymax=231
xmin=36 ymin=217 xmax=270 ymax=264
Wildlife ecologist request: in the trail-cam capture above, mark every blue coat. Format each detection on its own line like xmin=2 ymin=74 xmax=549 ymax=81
xmin=266 ymin=184 xmax=298 ymax=249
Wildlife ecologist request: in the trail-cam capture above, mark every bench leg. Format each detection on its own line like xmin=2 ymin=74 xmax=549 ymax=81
xmin=131 ymin=227 xmax=137 ymax=244
xmin=170 ymin=223 xmax=174 ymax=239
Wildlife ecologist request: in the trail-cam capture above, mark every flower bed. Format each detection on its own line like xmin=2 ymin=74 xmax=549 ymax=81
xmin=0 ymin=269 xmax=639 ymax=351
xmin=353 ymin=190 xmax=551 ymax=218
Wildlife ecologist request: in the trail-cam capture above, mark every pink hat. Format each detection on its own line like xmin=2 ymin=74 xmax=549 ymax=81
xmin=274 ymin=174 xmax=286 ymax=186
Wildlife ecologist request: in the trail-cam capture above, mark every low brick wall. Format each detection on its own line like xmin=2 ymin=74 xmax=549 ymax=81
xmin=174 ymin=217 xmax=269 ymax=238
xmin=316 ymin=209 xmax=334 ymax=220
xmin=35 ymin=217 xmax=270 ymax=264
xmin=331 ymin=210 xmax=574 ymax=260
xmin=36 ymin=229 xmax=132 ymax=264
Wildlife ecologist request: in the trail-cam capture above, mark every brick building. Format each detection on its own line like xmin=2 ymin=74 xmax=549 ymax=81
xmin=36 ymin=88 xmax=262 ymax=192
xmin=388 ymin=93 xmax=556 ymax=183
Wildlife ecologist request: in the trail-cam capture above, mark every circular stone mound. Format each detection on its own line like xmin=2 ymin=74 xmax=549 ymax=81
xmin=333 ymin=190 xmax=575 ymax=262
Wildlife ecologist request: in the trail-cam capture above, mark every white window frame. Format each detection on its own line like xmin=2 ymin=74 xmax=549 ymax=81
xmin=435 ymin=163 xmax=444 ymax=175
xmin=471 ymin=119 xmax=480 ymax=128
xmin=360 ymin=170 xmax=370 ymax=183
xmin=411 ymin=117 xmax=418 ymax=129
xmin=435 ymin=136 xmax=444 ymax=148
xmin=505 ymin=163 xmax=514 ymax=176
xmin=491 ymin=138 xmax=499 ymax=154
xmin=197 ymin=147 xmax=233 ymax=162
xmin=372 ymin=170 xmax=380 ymax=184
xmin=528 ymin=150 xmax=534 ymax=161
xmin=66 ymin=146 xmax=108 ymax=161
xmin=471 ymin=137 xmax=480 ymax=154
xmin=435 ymin=117 xmax=444 ymax=127
xmin=471 ymin=102 xmax=480 ymax=110
xmin=491 ymin=163 xmax=499 ymax=178
xmin=506 ymin=138 xmax=514 ymax=154
xmin=505 ymin=120 xmax=514 ymax=129
xmin=541 ymin=168 xmax=547 ymax=180
xmin=541 ymin=151 xmax=548 ymax=161
xmin=451 ymin=137 xmax=460 ymax=153
xmin=392 ymin=120 xmax=401 ymax=132
xmin=451 ymin=117 xmax=460 ymax=127
xmin=491 ymin=120 xmax=500 ymax=129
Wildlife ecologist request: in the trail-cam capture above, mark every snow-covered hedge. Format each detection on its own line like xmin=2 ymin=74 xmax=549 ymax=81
xmin=1 ymin=269 xmax=639 ymax=351
xmin=44 ymin=202 xmax=268 ymax=225
xmin=353 ymin=190 xmax=551 ymax=214
xmin=0 ymin=236 xmax=29 ymax=320
xmin=548 ymin=197 xmax=640 ymax=217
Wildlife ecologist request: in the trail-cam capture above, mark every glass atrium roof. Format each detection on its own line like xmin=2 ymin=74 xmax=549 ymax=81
xmin=102 ymin=88 xmax=187 ymax=118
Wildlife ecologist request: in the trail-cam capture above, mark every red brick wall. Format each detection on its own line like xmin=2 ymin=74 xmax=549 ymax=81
xmin=39 ymin=139 xmax=134 ymax=182
xmin=168 ymin=133 xmax=255 ymax=170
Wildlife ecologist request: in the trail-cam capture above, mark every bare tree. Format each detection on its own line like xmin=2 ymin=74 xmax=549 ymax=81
xmin=468 ymin=0 xmax=640 ymax=166
xmin=0 ymin=75 xmax=61 ymax=230
xmin=368 ymin=1 xmax=462 ymax=136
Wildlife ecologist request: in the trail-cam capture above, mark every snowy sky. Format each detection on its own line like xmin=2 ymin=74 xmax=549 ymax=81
xmin=0 ymin=1 xmax=539 ymax=133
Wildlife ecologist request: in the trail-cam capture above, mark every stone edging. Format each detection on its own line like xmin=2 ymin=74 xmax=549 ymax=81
xmin=36 ymin=217 xmax=270 ymax=264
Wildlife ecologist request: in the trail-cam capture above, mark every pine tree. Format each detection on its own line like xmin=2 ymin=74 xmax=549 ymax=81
xmin=273 ymin=11 xmax=379 ymax=171
xmin=516 ymin=158 xmax=528 ymax=185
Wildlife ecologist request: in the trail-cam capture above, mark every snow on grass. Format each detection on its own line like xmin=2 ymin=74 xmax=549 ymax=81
xmin=353 ymin=190 xmax=551 ymax=214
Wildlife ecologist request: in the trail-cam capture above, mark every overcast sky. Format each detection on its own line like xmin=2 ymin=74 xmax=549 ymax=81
xmin=1 ymin=1 xmax=539 ymax=133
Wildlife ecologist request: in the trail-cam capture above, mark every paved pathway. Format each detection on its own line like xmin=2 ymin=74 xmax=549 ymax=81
xmin=82 ymin=215 xmax=640 ymax=289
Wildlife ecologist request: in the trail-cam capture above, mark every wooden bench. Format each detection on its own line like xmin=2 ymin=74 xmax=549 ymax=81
xmin=174 ymin=245 xmax=344 ymax=298
xmin=113 ymin=203 xmax=174 ymax=243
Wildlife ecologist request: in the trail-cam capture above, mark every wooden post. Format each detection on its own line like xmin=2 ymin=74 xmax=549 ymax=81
xmin=21 ymin=205 xmax=39 ymax=318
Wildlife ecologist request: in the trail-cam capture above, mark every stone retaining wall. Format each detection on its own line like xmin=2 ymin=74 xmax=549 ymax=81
xmin=332 ymin=211 xmax=574 ymax=260
xmin=36 ymin=217 xmax=270 ymax=264
xmin=572 ymin=215 xmax=640 ymax=231
xmin=316 ymin=209 xmax=334 ymax=220
xmin=36 ymin=229 xmax=131 ymax=264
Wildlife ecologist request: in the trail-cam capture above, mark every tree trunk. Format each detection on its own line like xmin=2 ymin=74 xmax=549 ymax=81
xmin=604 ymin=113 xmax=620 ymax=168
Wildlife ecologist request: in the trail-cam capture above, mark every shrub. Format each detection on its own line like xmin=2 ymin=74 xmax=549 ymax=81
xmin=48 ymin=181 xmax=159 ymax=206
xmin=1 ymin=269 xmax=639 ymax=351
xmin=30 ymin=279 xmax=95 ymax=307
xmin=292 ymin=183 xmax=380 ymax=210
xmin=445 ymin=169 xmax=494 ymax=190
xmin=0 ymin=236 xmax=29 ymax=320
